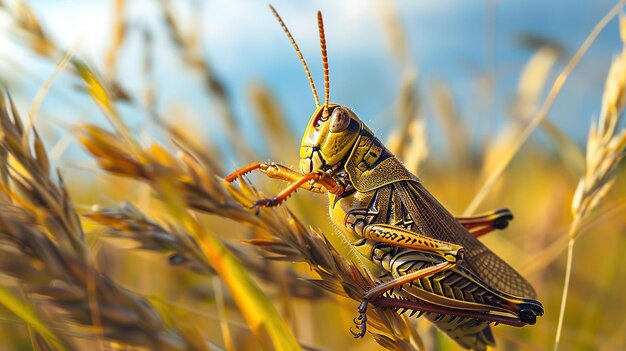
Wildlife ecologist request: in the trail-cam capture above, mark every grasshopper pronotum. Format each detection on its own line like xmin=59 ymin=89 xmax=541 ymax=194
xmin=226 ymin=6 xmax=543 ymax=350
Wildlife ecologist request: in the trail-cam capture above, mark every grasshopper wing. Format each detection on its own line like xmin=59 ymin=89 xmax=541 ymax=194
xmin=382 ymin=181 xmax=537 ymax=299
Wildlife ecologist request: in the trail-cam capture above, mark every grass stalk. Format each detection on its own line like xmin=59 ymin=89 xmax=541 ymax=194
xmin=464 ymin=0 xmax=626 ymax=216
xmin=0 ymin=286 xmax=65 ymax=350
xmin=553 ymin=13 xmax=626 ymax=350
xmin=553 ymin=237 xmax=575 ymax=351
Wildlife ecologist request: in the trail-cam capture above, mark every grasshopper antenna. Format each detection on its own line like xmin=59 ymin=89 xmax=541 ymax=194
xmin=269 ymin=5 xmax=320 ymax=107
xmin=317 ymin=11 xmax=330 ymax=118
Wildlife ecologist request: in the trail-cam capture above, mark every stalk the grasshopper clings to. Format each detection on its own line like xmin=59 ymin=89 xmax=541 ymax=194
xmin=226 ymin=6 xmax=543 ymax=350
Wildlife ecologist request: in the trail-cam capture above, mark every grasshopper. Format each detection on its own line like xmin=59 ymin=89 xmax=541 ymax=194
xmin=226 ymin=6 xmax=543 ymax=350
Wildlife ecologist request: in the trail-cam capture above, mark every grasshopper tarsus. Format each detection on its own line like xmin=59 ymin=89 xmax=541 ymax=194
xmin=350 ymin=326 xmax=366 ymax=339
xmin=249 ymin=196 xmax=281 ymax=214
xmin=351 ymin=318 xmax=367 ymax=338
xmin=351 ymin=300 xmax=369 ymax=338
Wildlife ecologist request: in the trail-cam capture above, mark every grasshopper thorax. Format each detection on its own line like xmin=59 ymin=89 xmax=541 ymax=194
xmin=299 ymin=103 xmax=361 ymax=175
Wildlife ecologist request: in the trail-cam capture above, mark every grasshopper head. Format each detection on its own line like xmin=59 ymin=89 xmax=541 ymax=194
xmin=269 ymin=8 xmax=358 ymax=174
xmin=299 ymin=103 xmax=361 ymax=174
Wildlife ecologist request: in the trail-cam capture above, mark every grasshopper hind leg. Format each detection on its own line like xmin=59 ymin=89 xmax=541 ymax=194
xmin=351 ymin=259 xmax=461 ymax=338
xmin=456 ymin=208 xmax=514 ymax=238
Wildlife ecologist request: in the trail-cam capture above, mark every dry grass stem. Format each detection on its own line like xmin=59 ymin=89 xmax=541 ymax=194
xmin=431 ymin=82 xmax=470 ymax=167
xmin=0 ymin=93 xmax=206 ymax=350
xmin=554 ymin=14 xmax=626 ymax=351
xmin=104 ymin=0 xmax=126 ymax=81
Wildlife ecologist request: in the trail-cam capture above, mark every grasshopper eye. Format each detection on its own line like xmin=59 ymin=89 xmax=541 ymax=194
xmin=329 ymin=107 xmax=350 ymax=133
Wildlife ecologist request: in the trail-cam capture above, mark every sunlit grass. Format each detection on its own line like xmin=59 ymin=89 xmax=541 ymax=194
xmin=0 ymin=1 xmax=625 ymax=351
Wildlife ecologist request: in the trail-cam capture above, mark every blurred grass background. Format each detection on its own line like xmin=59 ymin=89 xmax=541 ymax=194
xmin=0 ymin=0 xmax=625 ymax=350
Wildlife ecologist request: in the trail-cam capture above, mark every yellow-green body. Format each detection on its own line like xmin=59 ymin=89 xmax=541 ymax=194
xmin=297 ymin=104 xmax=541 ymax=350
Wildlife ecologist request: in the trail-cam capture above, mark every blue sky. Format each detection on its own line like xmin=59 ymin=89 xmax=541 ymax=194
xmin=0 ymin=0 xmax=623 ymax=160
